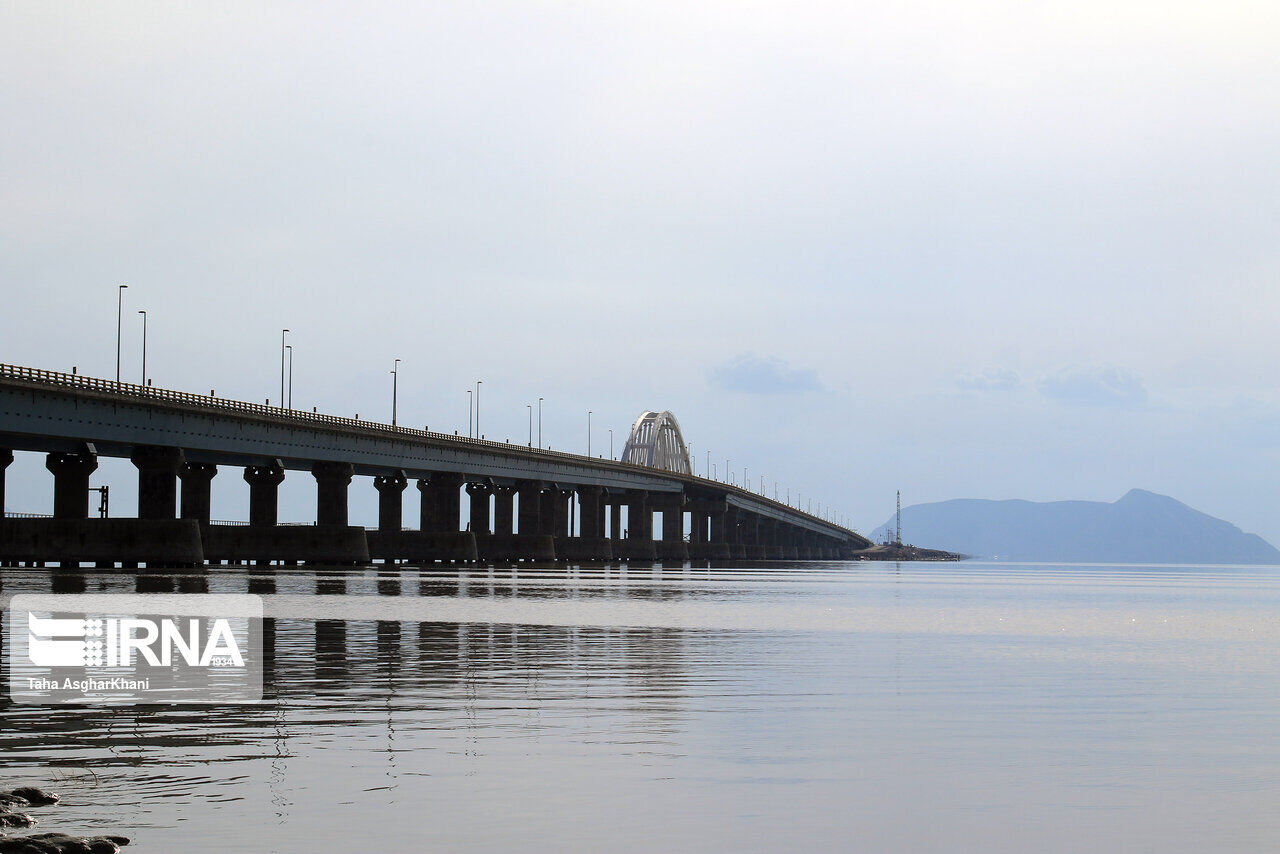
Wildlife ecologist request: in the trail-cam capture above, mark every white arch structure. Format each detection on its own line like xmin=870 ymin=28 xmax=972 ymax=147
xmin=620 ymin=410 xmax=692 ymax=474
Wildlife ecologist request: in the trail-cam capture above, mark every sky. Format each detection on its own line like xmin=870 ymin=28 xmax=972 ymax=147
xmin=2 ymin=1 xmax=1278 ymax=541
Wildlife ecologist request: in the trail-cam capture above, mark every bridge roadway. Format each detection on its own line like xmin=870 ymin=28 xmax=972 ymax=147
xmin=0 ymin=363 xmax=870 ymax=566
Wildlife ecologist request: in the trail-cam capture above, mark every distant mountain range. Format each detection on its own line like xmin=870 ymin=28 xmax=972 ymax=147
xmin=871 ymin=489 xmax=1280 ymax=564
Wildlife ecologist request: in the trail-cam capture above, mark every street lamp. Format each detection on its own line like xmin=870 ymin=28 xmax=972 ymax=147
xmin=391 ymin=359 xmax=400 ymax=427
xmin=527 ymin=404 xmax=533 ymax=445
xmin=609 ymin=428 xmax=614 ymax=459
xmin=537 ymin=397 xmax=543 ymax=448
xmin=115 ymin=284 xmax=128 ymax=382
xmin=726 ymin=459 xmax=731 ymax=484
xmin=137 ymin=310 xmax=148 ymax=386
xmin=467 ymin=390 xmax=473 ymax=437
xmin=286 ymin=345 xmax=293 ymax=409
xmin=475 ymin=380 xmax=482 ymax=438
xmin=587 ymin=411 xmax=592 ymax=456
xmin=280 ymin=329 xmax=290 ymax=406
xmin=706 ymin=450 xmax=710 ymax=479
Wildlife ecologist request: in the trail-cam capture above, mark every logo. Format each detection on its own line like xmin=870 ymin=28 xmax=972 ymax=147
xmin=6 ymin=594 xmax=262 ymax=705
xmin=27 ymin=613 xmax=244 ymax=668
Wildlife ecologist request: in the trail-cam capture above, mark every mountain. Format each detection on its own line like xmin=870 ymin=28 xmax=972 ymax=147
xmin=870 ymin=489 xmax=1280 ymax=564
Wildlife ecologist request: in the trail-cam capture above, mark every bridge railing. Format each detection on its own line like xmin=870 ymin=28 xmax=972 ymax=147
xmin=0 ymin=363 xmax=859 ymax=538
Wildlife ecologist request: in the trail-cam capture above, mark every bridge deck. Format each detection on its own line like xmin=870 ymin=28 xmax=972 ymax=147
xmin=0 ymin=363 xmax=864 ymax=542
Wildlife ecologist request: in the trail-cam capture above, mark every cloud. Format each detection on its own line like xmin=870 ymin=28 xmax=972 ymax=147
xmin=1038 ymin=365 xmax=1148 ymax=407
xmin=957 ymin=368 xmax=1021 ymax=391
xmin=708 ymin=353 xmax=821 ymax=394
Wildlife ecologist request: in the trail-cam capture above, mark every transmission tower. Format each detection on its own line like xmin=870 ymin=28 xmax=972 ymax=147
xmin=895 ymin=490 xmax=902 ymax=546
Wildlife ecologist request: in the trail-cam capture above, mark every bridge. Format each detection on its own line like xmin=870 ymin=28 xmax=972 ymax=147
xmin=0 ymin=363 xmax=870 ymax=567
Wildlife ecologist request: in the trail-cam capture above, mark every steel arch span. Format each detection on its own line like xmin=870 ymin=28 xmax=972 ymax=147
xmin=620 ymin=410 xmax=691 ymax=474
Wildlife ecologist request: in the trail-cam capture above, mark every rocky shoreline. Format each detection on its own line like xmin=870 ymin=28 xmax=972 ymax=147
xmin=0 ymin=786 xmax=130 ymax=853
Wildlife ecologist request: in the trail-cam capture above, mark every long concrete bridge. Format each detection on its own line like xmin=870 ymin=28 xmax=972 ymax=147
xmin=0 ymin=363 xmax=870 ymax=567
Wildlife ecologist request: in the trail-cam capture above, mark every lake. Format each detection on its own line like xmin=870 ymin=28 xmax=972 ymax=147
xmin=2 ymin=560 xmax=1278 ymax=852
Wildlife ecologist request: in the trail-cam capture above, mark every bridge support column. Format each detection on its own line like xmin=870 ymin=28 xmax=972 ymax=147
xmin=726 ymin=507 xmax=748 ymax=561
xmin=374 ymin=472 xmax=408 ymax=533
xmin=707 ymin=503 xmax=732 ymax=561
xmin=798 ymin=531 xmax=817 ymax=560
xmin=654 ymin=494 xmax=688 ymax=562
xmin=610 ymin=501 xmax=622 ymax=542
xmin=179 ymin=462 xmax=218 ymax=524
xmin=46 ymin=451 xmax=98 ymax=519
xmin=312 ymin=461 xmax=354 ymax=527
xmin=517 ymin=480 xmax=543 ymax=535
xmin=416 ymin=478 xmax=434 ymax=530
xmin=493 ymin=486 xmax=516 ymax=536
xmin=624 ymin=492 xmax=655 ymax=561
xmin=429 ymin=473 xmax=464 ymax=533
xmin=131 ymin=446 xmax=185 ymax=520
xmin=551 ymin=488 xmax=572 ymax=540
xmin=554 ymin=484 xmax=611 ymax=562
xmin=782 ymin=524 xmax=800 ymax=560
xmin=0 ymin=448 xmax=12 ymax=514
xmin=690 ymin=508 xmax=707 ymax=545
xmin=578 ymin=486 xmax=604 ymax=539
xmin=378 ymin=474 xmax=475 ymax=563
xmin=742 ymin=512 xmax=765 ymax=560
xmin=686 ymin=503 xmax=711 ymax=562
xmin=466 ymin=482 xmax=493 ymax=536
xmin=244 ymin=463 xmax=285 ymax=527
xmin=760 ymin=518 xmax=783 ymax=559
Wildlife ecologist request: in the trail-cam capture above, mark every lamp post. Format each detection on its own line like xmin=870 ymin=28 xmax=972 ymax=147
xmin=537 ymin=397 xmax=543 ymax=448
xmin=726 ymin=459 xmax=731 ymax=485
xmin=115 ymin=284 xmax=128 ymax=382
xmin=280 ymin=329 xmax=290 ymax=406
xmin=137 ymin=310 xmax=148 ymax=385
xmin=391 ymin=358 xmax=400 ymax=427
xmin=467 ymin=390 xmax=473 ymax=437
xmin=706 ymin=450 xmax=710 ymax=479
xmin=587 ymin=411 xmax=592 ymax=456
xmin=527 ymin=404 xmax=533 ymax=446
xmin=475 ymin=380 xmax=482 ymax=438
xmin=286 ymin=345 xmax=293 ymax=409
xmin=609 ymin=428 xmax=614 ymax=459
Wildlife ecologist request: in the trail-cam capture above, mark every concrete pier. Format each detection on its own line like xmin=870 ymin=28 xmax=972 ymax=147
xmin=493 ymin=485 xmax=516 ymax=536
xmin=313 ymin=461 xmax=354 ymax=526
xmin=244 ymin=463 xmax=285 ymax=527
xmin=132 ymin=445 xmax=184 ymax=519
xmin=179 ymin=462 xmax=217 ymax=524
xmin=517 ymin=480 xmax=543 ymax=536
xmin=427 ymin=473 xmax=464 ymax=533
xmin=0 ymin=518 xmax=202 ymax=567
xmin=46 ymin=450 xmax=97 ymax=519
xmin=655 ymin=494 xmax=688 ymax=562
xmin=204 ymin=523 xmax=369 ymax=565
xmin=366 ymin=530 xmax=479 ymax=564
xmin=620 ymin=492 xmax=657 ymax=561
xmin=0 ymin=448 xmax=12 ymax=513
xmin=375 ymin=471 xmax=408 ymax=534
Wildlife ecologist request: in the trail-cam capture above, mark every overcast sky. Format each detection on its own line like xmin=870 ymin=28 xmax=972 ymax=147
xmin=3 ymin=2 xmax=1278 ymax=541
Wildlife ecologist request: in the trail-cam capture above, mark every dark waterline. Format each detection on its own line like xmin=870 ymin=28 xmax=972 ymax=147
xmin=2 ymin=561 xmax=1278 ymax=853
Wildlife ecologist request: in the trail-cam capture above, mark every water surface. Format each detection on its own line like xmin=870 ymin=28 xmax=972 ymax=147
xmin=2 ymin=561 xmax=1278 ymax=852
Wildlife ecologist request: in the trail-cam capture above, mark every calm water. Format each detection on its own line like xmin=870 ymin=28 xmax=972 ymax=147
xmin=2 ymin=560 xmax=1279 ymax=852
